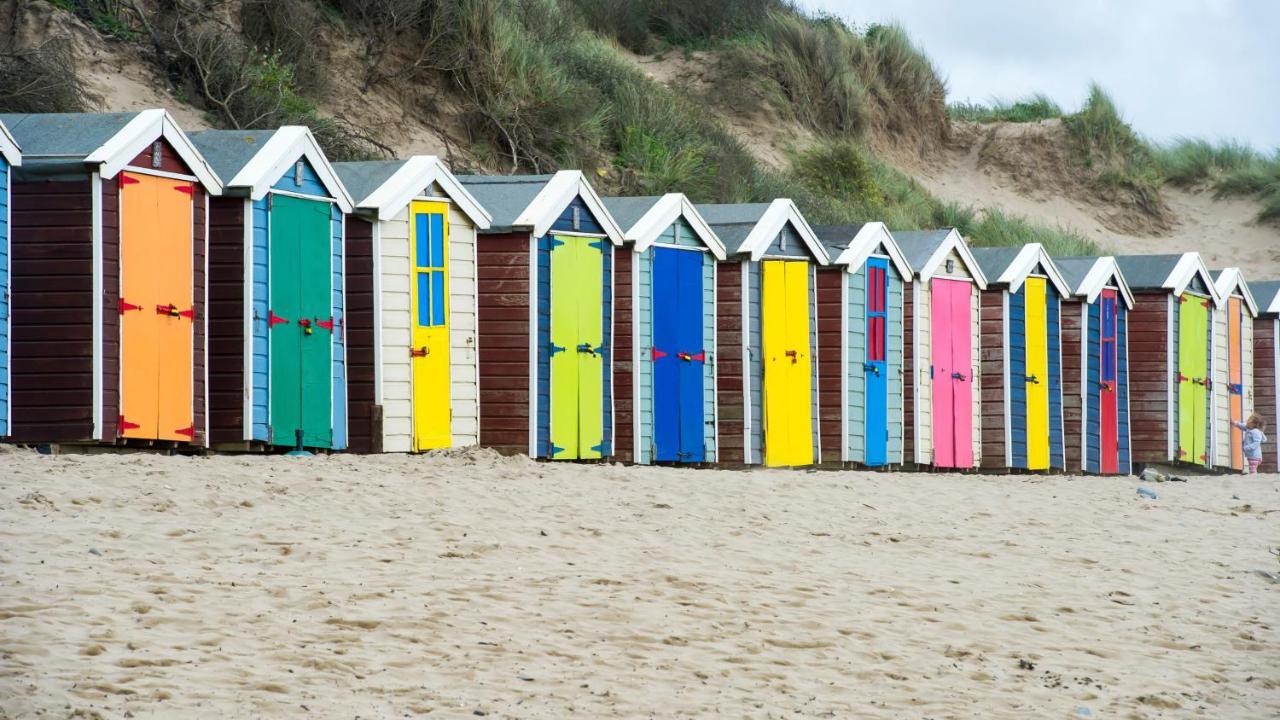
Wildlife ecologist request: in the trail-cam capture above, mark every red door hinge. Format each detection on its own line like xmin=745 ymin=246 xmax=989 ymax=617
xmin=690 ymin=351 xmax=706 ymax=362
xmin=174 ymin=425 xmax=195 ymax=439
xmin=651 ymin=347 xmax=668 ymax=360
xmin=268 ymin=311 xmax=289 ymax=327
xmin=118 ymin=415 xmax=140 ymax=432
xmin=119 ymin=298 xmax=143 ymax=314
xmin=118 ymin=174 xmax=140 ymax=187
xmin=174 ymin=184 xmax=195 ymax=195
xmin=315 ymin=317 xmax=334 ymax=331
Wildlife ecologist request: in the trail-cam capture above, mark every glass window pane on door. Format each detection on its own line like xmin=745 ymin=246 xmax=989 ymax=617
xmin=430 ymin=215 xmax=445 ymax=269
xmin=416 ymin=214 xmax=432 ymax=269
xmin=431 ymin=269 xmax=446 ymax=326
xmin=417 ymin=272 xmax=433 ymax=327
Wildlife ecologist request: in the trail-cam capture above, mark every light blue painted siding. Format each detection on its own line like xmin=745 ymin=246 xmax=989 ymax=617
xmin=0 ymin=156 xmax=8 ymax=436
xmin=1086 ymin=302 xmax=1101 ymax=471
xmin=1010 ymin=289 xmax=1027 ymax=467
xmin=747 ymin=262 xmax=762 ymax=462
xmin=272 ymin=157 xmax=327 ymax=196
xmin=1047 ymin=290 xmax=1064 ymax=468
xmin=637 ymin=249 xmax=653 ymax=463
xmin=846 ymin=266 xmax=866 ymax=462
xmin=702 ymin=251 xmax=716 ymax=461
xmin=330 ymin=205 xmax=347 ymax=449
xmin=809 ymin=264 xmax=819 ymax=457
xmin=251 ymin=197 xmax=271 ymax=442
xmin=886 ymin=271 xmax=904 ymax=464
xmin=763 ymin=222 xmax=812 ymax=259
xmin=1117 ymin=304 xmax=1132 ymax=473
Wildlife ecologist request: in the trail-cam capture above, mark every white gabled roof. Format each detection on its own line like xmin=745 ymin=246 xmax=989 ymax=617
xmin=994 ymin=243 xmax=1071 ymax=297
xmin=225 ymin=126 xmax=353 ymax=212
xmin=87 ymin=108 xmax=221 ymax=192
xmin=742 ymin=199 xmax=830 ymax=264
xmin=356 ymin=155 xmax=491 ymax=227
xmin=518 ymin=170 xmax=625 ymax=245
xmin=1214 ymin=268 xmax=1259 ymax=316
xmin=621 ymin=193 xmax=727 ymax=260
xmin=1169 ymin=252 xmax=1223 ymax=306
xmin=1071 ymin=256 xmax=1136 ymax=309
xmin=908 ymin=228 xmax=989 ymax=289
xmin=0 ymin=119 xmax=20 ymax=167
xmin=832 ymin=222 xmax=912 ymax=280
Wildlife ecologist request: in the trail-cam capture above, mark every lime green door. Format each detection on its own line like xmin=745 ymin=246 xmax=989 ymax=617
xmin=1177 ymin=295 xmax=1209 ymax=465
xmin=550 ymin=235 xmax=604 ymax=459
xmin=269 ymin=194 xmax=332 ymax=448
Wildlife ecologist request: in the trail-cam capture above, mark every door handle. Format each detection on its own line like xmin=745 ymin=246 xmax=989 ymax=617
xmin=1098 ymin=381 xmax=1114 ymax=392
xmin=577 ymin=343 xmax=600 ymax=356
xmin=951 ymin=371 xmax=966 ymax=381
xmin=785 ymin=350 xmax=798 ymax=363
xmin=298 ymin=318 xmax=313 ymax=335
xmin=1025 ymin=374 xmax=1040 ymax=384
xmin=410 ymin=346 xmax=429 ymax=358
xmin=863 ymin=362 xmax=880 ymax=376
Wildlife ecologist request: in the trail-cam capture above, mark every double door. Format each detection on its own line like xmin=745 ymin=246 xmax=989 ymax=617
xmin=1226 ymin=297 xmax=1244 ymax=470
xmin=652 ymin=248 xmax=706 ymax=463
xmin=762 ymin=260 xmax=813 ymax=466
xmin=410 ymin=201 xmax=452 ymax=451
xmin=268 ymin=194 xmax=333 ymax=448
xmin=550 ymin=234 xmax=604 ymax=459
xmin=930 ymin=278 xmax=973 ymax=468
xmin=863 ymin=259 xmax=889 ymax=466
xmin=1177 ymin=294 xmax=1209 ymax=465
xmin=1097 ymin=290 xmax=1120 ymax=473
xmin=119 ymin=171 xmax=194 ymax=441
xmin=1022 ymin=277 xmax=1050 ymax=469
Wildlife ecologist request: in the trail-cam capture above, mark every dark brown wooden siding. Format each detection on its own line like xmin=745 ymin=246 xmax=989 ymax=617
xmin=613 ymin=248 xmax=634 ymax=463
xmin=715 ymin=261 xmax=744 ymax=464
xmin=100 ymin=176 xmax=119 ymax=441
xmin=477 ymin=232 xmax=531 ymax=454
xmin=344 ymin=216 xmax=378 ymax=454
xmin=979 ymin=289 xmax=1006 ymax=468
xmin=192 ymin=187 xmax=207 ymax=446
xmin=903 ymin=282 xmax=915 ymax=465
xmin=1128 ymin=292 xmax=1171 ymax=463
xmin=9 ymin=178 xmax=95 ymax=442
xmin=1061 ymin=300 xmax=1084 ymax=472
xmin=815 ymin=267 xmax=842 ymax=464
xmin=207 ymin=196 xmax=246 ymax=445
xmin=1254 ymin=318 xmax=1277 ymax=473
xmin=127 ymin=137 xmax=193 ymax=176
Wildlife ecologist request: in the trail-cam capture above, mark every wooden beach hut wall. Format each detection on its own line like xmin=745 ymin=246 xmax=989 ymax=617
xmin=1 ymin=110 xmax=221 ymax=446
xmin=1249 ymin=281 xmax=1280 ymax=472
xmin=334 ymin=157 xmax=492 ymax=453
xmin=1114 ymin=254 xmax=1221 ymax=468
xmin=191 ymin=127 xmax=354 ymax=451
xmin=604 ymin=194 xmax=726 ymax=465
xmin=972 ymin=244 xmax=1071 ymax=471
xmin=812 ymin=222 xmax=912 ymax=467
xmin=894 ymin=230 xmax=989 ymax=469
xmin=697 ymin=200 xmax=831 ymax=467
xmin=0 ymin=120 xmax=19 ymax=438
xmin=1053 ymin=256 xmax=1135 ymax=475
xmin=460 ymin=171 xmax=625 ymax=460
xmin=1210 ymin=268 xmax=1258 ymax=472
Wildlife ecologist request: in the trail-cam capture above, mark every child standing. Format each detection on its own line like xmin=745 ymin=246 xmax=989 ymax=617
xmin=1232 ymin=413 xmax=1267 ymax=474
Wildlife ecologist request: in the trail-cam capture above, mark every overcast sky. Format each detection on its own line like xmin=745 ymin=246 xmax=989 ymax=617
xmin=797 ymin=0 xmax=1280 ymax=150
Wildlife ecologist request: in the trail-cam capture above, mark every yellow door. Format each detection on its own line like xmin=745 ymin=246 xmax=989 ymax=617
xmin=410 ymin=201 xmax=452 ymax=451
xmin=1024 ymin=277 xmax=1049 ymax=469
xmin=762 ymin=260 xmax=814 ymax=466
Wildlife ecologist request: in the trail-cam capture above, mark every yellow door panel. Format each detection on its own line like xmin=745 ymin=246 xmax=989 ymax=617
xmin=410 ymin=201 xmax=452 ymax=451
xmin=761 ymin=261 xmax=790 ymax=466
xmin=785 ymin=261 xmax=814 ymax=466
xmin=1024 ymin=277 xmax=1049 ymax=469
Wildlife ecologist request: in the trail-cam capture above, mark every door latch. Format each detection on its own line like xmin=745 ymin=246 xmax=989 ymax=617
xmin=1025 ymin=374 xmax=1040 ymax=384
xmin=785 ymin=349 xmax=798 ymax=363
xmin=410 ymin=346 xmax=429 ymax=357
xmin=299 ymin=318 xmax=313 ymax=335
xmin=951 ymin=371 xmax=966 ymax=381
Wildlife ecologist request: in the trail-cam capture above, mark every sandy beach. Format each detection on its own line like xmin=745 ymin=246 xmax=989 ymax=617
xmin=1 ymin=446 xmax=1277 ymax=718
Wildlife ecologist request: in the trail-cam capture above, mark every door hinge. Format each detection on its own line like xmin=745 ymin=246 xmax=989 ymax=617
xmin=118 ymin=174 xmax=140 ymax=187
xmin=174 ymin=184 xmax=195 ymax=195
xmin=174 ymin=425 xmax=195 ymax=439
xmin=118 ymin=415 xmax=140 ymax=432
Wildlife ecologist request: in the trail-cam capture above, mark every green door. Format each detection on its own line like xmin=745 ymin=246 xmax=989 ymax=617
xmin=1177 ymin=295 xmax=1209 ymax=465
xmin=270 ymin=194 xmax=333 ymax=448
xmin=549 ymin=235 xmax=603 ymax=459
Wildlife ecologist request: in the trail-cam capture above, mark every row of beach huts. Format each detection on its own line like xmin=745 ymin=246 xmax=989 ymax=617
xmin=0 ymin=110 xmax=1274 ymax=474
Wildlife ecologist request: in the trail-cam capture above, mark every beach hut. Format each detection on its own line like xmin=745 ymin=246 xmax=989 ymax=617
xmin=1054 ymin=256 xmax=1135 ymax=475
xmin=1114 ymin=253 xmax=1221 ymax=468
xmin=1 ymin=110 xmax=221 ymax=446
xmin=1210 ymin=268 xmax=1258 ymax=472
xmin=812 ymin=223 xmax=912 ymax=467
xmin=0 ymin=120 xmax=19 ymax=439
xmin=895 ymin=229 xmax=988 ymax=469
xmin=972 ymin=244 xmax=1071 ymax=471
xmin=697 ymin=200 xmax=830 ymax=466
xmin=604 ymin=194 xmax=726 ymax=464
xmin=460 ymin=172 xmax=625 ymax=460
xmin=335 ymin=157 xmax=492 ymax=453
xmin=191 ymin=127 xmax=354 ymax=451
xmin=1249 ymin=281 xmax=1280 ymax=472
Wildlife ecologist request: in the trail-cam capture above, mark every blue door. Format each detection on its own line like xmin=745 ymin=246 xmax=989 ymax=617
xmin=652 ymin=247 xmax=706 ymax=462
xmin=864 ymin=258 xmax=888 ymax=466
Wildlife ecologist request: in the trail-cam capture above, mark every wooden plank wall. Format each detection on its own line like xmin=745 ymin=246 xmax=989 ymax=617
xmin=207 ymin=197 xmax=245 ymax=445
xmin=100 ymin=177 xmax=119 ymax=441
xmin=979 ymin=289 xmax=1006 ymax=468
xmin=1127 ymin=293 xmax=1170 ymax=462
xmin=815 ymin=267 xmax=843 ymax=463
xmin=715 ymin=261 xmax=744 ymax=463
xmin=1254 ymin=318 xmax=1277 ymax=472
xmin=9 ymin=178 xmax=94 ymax=441
xmin=1060 ymin=300 xmax=1084 ymax=472
xmin=903 ymin=283 xmax=915 ymax=464
xmin=344 ymin=215 xmax=378 ymax=453
xmin=613 ymin=248 xmax=634 ymax=463
xmin=476 ymin=232 xmax=531 ymax=454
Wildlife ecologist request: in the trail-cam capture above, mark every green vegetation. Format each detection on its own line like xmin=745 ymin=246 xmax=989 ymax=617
xmin=0 ymin=38 xmax=96 ymax=113
xmin=46 ymin=0 xmax=137 ymax=40
xmin=948 ymin=94 xmax=1063 ymax=123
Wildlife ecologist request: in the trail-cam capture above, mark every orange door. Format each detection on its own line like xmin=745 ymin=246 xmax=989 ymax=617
xmin=1228 ymin=297 xmax=1243 ymax=470
xmin=119 ymin=172 xmax=194 ymax=441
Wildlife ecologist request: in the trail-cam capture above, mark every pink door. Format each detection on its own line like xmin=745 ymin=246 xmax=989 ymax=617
xmin=931 ymin=278 xmax=974 ymax=468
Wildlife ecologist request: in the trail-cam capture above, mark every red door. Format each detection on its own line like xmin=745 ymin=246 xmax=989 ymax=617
xmin=1099 ymin=290 xmax=1118 ymax=473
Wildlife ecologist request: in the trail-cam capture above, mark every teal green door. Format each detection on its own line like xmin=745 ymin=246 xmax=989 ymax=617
xmin=269 ymin=194 xmax=333 ymax=448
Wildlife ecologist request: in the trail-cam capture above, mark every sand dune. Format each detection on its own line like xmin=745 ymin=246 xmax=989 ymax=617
xmin=1 ymin=446 xmax=1277 ymax=718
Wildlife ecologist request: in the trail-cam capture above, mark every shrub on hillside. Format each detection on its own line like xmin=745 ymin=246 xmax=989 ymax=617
xmin=0 ymin=38 xmax=96 ymax=113
xmin=948 ymin=94 xmax=1063 ymax=123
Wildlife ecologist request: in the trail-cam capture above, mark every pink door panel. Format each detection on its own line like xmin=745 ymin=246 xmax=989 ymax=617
xmin=931 ymin=279 xmax=955 ymax=467
xmin=949 ymin=279 xmax=974 ymax=467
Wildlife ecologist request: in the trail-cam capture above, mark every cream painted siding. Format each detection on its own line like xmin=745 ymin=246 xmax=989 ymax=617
xmin=1212 ymin=304 xmax=1229 ymax=466
xmin=971 ymin=282 xmax=982 ymax=464
xmin=377 ymin=196 xmax=479 ymax=452
xmin=914 ymin=280 xmax=932 ymax=464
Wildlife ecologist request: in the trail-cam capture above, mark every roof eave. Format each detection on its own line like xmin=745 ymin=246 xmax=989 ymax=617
xmin=832 ymin=222 xmax=913 ymax=280
xmin=227 ymin=126 xmax=354 ymax=212
xmin=358 ymin=156 xmax=493 ymax=227
xmin=743 ymin=199 xmax=830 ymax=264
xmin=83 ymin=109 xmax=223 ymax=193
xmin=517 ymin=170 xmax=625 ymax=244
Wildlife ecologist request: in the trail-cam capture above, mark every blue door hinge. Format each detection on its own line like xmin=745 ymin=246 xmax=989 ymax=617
xmin=550 ymin=237 xmax=565 ymax=248
xmin=550 ymin=443 xmax=565 ymax=456
xmin=550 ymin=343 xmax=566 ymax=355
xmin=588 ymin=240 xmax=606 ymax=250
